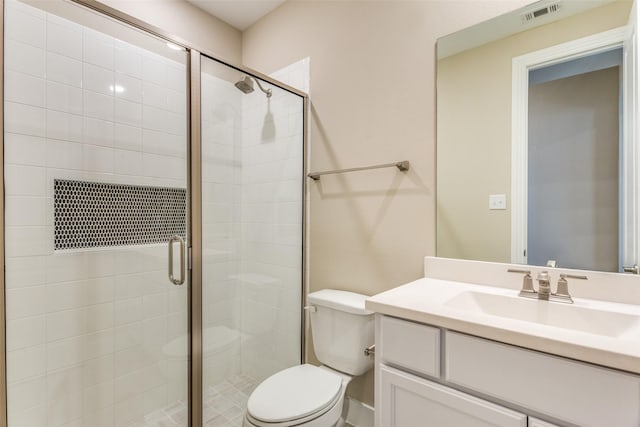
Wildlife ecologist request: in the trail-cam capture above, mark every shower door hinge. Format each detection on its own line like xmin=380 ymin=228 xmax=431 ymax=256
xmin=188 ymin=246 xmax=192 ymax=270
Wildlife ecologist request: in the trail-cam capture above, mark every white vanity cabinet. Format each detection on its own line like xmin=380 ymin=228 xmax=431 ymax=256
xmin=379 ymin=364 xmax=527 ymax=427
xmin=375 ymin=314 xmax=640 ymax=427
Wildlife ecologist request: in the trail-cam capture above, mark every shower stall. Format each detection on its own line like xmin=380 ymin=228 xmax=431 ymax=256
xmin=1 ymin=0 xmax=307 ymax=425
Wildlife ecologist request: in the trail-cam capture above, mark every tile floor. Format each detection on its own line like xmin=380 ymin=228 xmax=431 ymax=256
xmin=132 ymin=375 xmax=258 ymax=427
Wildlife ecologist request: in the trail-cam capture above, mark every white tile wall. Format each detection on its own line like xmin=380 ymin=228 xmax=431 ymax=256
xmin=5 ymin=102 xmax=46 ymax=137
xmin=46 ymin=16 xmax=83 ymax=60
xmin=6 ymin=6 xmax=46 ymax=49
xmin=5 ymin=70 xmax=46 ymax=107
xmin=115 ymin=42 xmax=142 ymax=79
xmin=4 ymin=1 xmax=189 ymax=426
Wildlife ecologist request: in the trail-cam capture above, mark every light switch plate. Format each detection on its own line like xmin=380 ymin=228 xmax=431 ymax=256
xmin=489 ymin=194 xmax=507 ymax=210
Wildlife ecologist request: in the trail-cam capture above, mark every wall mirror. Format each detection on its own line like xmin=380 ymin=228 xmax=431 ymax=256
xmin=436 ymin=0 xmax=640 ymax=273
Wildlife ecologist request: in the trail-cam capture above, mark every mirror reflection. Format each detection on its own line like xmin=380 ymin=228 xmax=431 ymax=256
xmin=436 ymin=0 xmax=637 ymax=273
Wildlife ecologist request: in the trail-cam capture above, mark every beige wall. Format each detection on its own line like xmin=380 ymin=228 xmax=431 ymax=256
xmin=242 ymin=0 xmax=531 ymax=405
xmin=437 ymin=0 xmax=631 ymax=263
xmin=97 ymin=0 xmax=242 ymax=63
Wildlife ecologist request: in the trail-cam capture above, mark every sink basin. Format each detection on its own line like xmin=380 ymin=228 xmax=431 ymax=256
xmin=445 ymin=291 xmax=640 ymax=338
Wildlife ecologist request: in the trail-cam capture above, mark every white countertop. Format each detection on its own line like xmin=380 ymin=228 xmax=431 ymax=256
xmin=366 ymin=277 xmax=640 ymax=375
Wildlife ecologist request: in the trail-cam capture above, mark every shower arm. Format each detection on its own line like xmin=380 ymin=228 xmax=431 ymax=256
xmin=253 ymin=78 xmax=273 ymax=98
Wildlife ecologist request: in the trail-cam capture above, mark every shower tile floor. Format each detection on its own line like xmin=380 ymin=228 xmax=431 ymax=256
xmin=132 ymin=375 xmax=258 ymax=427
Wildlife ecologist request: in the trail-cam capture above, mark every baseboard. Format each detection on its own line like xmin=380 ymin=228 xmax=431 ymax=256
xmin=345 ymin=397 xmax=374 ymax=427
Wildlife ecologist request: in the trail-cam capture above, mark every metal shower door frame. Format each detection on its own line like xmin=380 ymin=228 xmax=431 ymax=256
xmin=0 ymin=1 xmax=6 ymax=425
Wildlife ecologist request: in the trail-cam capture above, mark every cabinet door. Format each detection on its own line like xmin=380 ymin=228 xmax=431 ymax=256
xmin=379 ymin=365 xmax=527 ymax=427
xmin=529 ymin=418 xmax=560 ymax=427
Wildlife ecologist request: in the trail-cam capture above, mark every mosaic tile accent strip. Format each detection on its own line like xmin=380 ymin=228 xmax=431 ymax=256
xmin=54 ymin=179 xmax=186 ymax=250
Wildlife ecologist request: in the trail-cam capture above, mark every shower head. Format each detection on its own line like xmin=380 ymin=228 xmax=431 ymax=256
xmin=235 ymin=76 xmax=254 ymax=94
xmin=234 ymin=75 xmax=272 ymax=98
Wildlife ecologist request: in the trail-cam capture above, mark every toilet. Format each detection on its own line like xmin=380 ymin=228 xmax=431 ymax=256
xmin=243 ymin=289 xmax=374 ymax=427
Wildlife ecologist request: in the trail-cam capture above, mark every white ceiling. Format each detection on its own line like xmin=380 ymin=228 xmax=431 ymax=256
xmin=186 ymin=0 xmax=286 ymax=31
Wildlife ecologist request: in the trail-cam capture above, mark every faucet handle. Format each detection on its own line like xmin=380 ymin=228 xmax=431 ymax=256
xmin=508 ymin=269 xmax=536 ymax=295
xmin=554 ymin=273 xmax=587 ymax=303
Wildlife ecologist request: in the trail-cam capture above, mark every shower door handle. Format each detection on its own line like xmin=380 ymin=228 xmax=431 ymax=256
xmin=168 ymin=235 xmax=186 ymax=285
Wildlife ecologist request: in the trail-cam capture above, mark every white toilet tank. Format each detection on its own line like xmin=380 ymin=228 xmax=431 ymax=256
xmin=307 ymin=289 xmax=374 ymax=376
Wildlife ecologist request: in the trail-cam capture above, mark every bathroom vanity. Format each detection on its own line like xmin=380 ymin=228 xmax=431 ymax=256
xmin=366 ymin=257 xmax=640 ymax=427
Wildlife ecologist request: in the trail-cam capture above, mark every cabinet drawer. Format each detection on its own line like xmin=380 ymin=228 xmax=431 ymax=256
xmin=445 ymin=331 xmax=640 ymax=427
xmin=380 ymin=364 xmax=527 ymax=427
xmin=379 ymin=315 xmax=440 ymax=377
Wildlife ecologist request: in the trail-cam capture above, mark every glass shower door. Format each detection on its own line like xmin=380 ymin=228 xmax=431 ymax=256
xmin=200 ymin=56 xmax=305 ymax=425
xmin=3 ymin=0 xmax=190 ymax=425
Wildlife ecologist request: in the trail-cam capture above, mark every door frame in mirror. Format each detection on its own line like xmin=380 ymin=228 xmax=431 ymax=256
xmin=510 ymin=26 xmax=628 ymax=266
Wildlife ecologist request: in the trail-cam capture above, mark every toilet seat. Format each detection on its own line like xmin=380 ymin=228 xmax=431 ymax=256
xmin=246 ymin=364 xmax=343 ymax=426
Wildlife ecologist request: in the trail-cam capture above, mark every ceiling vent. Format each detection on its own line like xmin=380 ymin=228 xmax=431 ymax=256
xmin=521 ymin=2 xmax=561 ymax=23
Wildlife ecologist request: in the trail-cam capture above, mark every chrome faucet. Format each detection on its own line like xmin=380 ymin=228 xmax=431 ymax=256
xmin=508 ymin=269 xmax=587 ymax=304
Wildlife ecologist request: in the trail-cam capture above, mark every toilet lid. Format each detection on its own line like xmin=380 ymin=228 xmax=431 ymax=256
xmin=247 ymin=364 xmax=343 ymax=423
